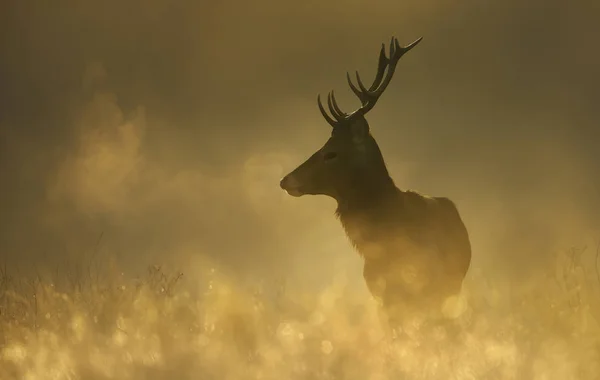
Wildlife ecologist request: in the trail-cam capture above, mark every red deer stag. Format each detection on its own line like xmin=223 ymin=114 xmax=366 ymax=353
xmin=280 ymin=36 xmax=472 ymax=329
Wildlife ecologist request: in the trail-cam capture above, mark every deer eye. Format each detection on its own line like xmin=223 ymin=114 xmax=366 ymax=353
xmin=323 ymin=152 xmax=338 ymax=161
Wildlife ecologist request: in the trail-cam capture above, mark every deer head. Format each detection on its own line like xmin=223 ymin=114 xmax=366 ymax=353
xmin=280 ymin=36 xmax=422 ymax=202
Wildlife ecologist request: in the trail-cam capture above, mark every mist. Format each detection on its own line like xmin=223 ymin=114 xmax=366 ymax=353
xmin=1 ymin=0 xmax=600 ymax=378
xmin=1 ymin=0 xmax=596 ymax=273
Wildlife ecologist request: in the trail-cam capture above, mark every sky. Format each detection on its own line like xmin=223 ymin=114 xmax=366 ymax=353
xmin=1 ymin=0 xmax=599 ymax=289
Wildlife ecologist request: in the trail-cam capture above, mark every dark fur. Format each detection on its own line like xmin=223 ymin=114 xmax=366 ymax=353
xmin=336 ymin=184 xmax=471 ymax=323
xmin=280 ymin=36 xmax=471 ymax=326
xmin=283 ymin=124 xmax=472 ymax=325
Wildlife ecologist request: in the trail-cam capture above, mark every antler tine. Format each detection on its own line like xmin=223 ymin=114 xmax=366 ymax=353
xmin=367 ymin=43 xmax=390 ymax=92
xmin=358 ymin=36 xmax=423 ymax=114
xmin=329 ymin=90 xmax=348 ymax=119
xmin=346 ymin=72 xmax=365 ymax=104
xmin=344 ymin=40 xmax=391 ymax=111
xmin=317 ymin=36 xmax=422 ymax=127
xmin=354 ymin=71 xmax=369 ymax=94
xmin=317 ymin=94 xmax=337 ymax=128
xmin=327 ymin=92 xmax=341 ymax=120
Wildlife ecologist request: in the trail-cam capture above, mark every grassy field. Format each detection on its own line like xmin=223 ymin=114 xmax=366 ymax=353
xmin=1 ymin=246 xmax=600 ymax=380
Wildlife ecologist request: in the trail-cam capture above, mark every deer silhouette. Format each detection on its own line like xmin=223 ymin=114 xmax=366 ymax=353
xmin=280 ymin=37 xmax=471 ymax=329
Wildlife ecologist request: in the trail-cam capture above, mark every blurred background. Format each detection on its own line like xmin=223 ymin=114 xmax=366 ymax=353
xmin=1 ymin=0 xmax=599 ymax=291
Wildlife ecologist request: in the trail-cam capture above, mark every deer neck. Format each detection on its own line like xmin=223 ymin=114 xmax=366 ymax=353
xmin=336 ymin=172 xmax=396 ymax=208
xmin=332 ymin=150 xmax=402 ymax=253
xmin=334 ymin=182 xmax=397 ymax=258
xmin=335 ymin=137 xmax=398 ymax=213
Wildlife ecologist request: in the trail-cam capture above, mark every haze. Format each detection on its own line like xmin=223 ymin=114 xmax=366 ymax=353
xmin=1 ymin=0 xmax=600 ymax=377
xmin=2 ymin=0 xmax=598 ymax=280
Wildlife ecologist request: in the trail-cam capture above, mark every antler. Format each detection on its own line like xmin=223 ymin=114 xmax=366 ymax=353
xmin=318 ymin=36 xmax=423 ymax=128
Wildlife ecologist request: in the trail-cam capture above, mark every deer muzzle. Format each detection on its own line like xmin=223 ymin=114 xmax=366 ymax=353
xmin=279 ymin=175 xmax=304 ymax=197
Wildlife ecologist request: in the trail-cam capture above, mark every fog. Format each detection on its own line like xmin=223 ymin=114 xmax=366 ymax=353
xmin=2 ymin=0 xmax=598 ymax=279
xmin=1 ymin=0 xmax=600 ymax=377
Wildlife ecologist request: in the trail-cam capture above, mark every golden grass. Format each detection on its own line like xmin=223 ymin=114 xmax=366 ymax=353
xmin=1 ymin=246 xmax=600 ymax=380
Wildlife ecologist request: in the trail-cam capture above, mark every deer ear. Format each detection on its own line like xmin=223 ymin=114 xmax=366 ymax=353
xmin=350 ymin=119 xmax=369 ymax=144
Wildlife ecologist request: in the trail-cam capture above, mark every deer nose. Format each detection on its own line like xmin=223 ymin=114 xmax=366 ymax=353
xmin=280 ymin=175 xmax=299 ymax=190
xmin=279 ymin=176 xmax=289 ymax=190
xmin=280 ymin=174 xmax=304 ymax=197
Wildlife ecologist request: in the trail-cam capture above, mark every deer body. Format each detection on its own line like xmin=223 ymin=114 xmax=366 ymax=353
xmin=338 ymin=188 xmax=471 ymax=321
xmin=280 ymin=37 xmax=471 ymax=325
